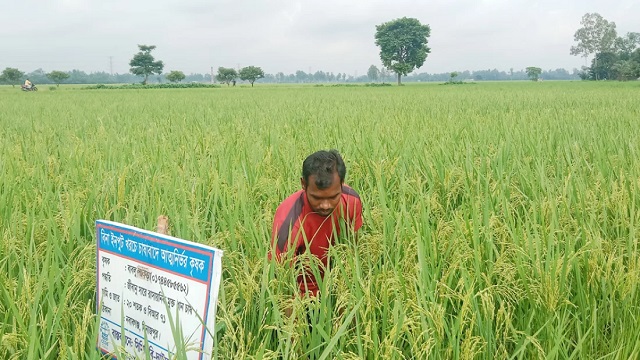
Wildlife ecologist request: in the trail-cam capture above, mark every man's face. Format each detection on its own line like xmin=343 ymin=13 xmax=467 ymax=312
xmin=301 ymin=172 xmax=342 ymax=217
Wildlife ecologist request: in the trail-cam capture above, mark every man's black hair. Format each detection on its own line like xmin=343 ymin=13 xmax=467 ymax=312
xmin=302 ymin=150 xmax=346 ymax=189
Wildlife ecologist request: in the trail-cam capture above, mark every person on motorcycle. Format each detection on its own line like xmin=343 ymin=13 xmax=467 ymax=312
xmin=24 ymin=79 xmax=33 ymax=90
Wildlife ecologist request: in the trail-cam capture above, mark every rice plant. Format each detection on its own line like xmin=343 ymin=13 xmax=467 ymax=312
xmin=1 ymin=81 xmax=639 ymax=359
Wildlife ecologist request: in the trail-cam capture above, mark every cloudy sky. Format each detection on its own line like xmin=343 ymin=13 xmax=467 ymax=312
xmin=1 ymin=0 xmax=637 ymax=76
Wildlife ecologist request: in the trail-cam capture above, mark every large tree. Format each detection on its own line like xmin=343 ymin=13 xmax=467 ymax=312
xmin=238 ymin=66 xmax=264 ymax=87
xmin=375 ymin=17 xmax=431 ymax=85
xmin=129 ymin=45 xmax=164 ymax=85
xmin=166 ymin=70 xmax=186 ymax=83
xmin=572 ymin=14 xmax=640 ymax=81
xmin=215 ymin=67 xmax=238 ymax=86
xmin=46 ymin=71 xmax=70 ymax=87
xmin=1 ymin=67 xmax=25 ymax=87
xmin=570 ymin=13 xmax=617 ymax=80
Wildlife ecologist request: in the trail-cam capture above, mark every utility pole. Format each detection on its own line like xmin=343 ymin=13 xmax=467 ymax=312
xmin=109 ymin=56 xmax=113 ymax=76
xmin=211 ymin=66 xmax=214 ymax=83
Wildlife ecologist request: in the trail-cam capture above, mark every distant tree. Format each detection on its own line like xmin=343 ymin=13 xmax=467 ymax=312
xmin=614 ymin=32 xmax=640 ymax=56
xmin=25 ymin=68 xmax=48 ymax=84
xmin=129 ymin=45 xmax=164 ymax=85
xmin=215 ymin=67 xmax=237 ymax=86
xmin=375 ymin=17 xmax=431 ymax=85
xmin=631 ymin=49 xmax=640 ymax=79
xmin=449 ymin=72 xmax=459 ymax=82
xmin=612 ymin=59 xmax=640 ymax=81
xmin=589 ymin=52 xmax=620 ymax=80
xmin=67 ymin=69 xmax=92 ymax=84
xmin=367 ymin=65 xmax=380 ymax=82
xmin=166 ymin=70 xmax=186 ymax=83
xmin=633 ymin=48 xmax=640 ymax=66
xmin=579 ymin=31 xmax=640 ymax=81
xmin=544 ymin=68 xmax=571 ymax=80
xmin=295 ymin=70 xmax=308 ymax=83
xmin=379 ymin=68 xmax=389 ymax=83
xmin=1 ymin=67 xmax=25 ymax=87
xmin=525 ymin=67 xmax=542 ymax=81
xmin=46 ymin=71 xmax=70 ymax=87
xmin=313 ymin=71 xmax=327 ymax=82
xmin=570 ymin=13 xmax=617 ymax=80
xmin=577 ymin=66 xmax=591 ymax=80
xmin=185 ymin=73 xmax=206 ymax=83
xmin=238 ymin=66 xmax=264 ymax=87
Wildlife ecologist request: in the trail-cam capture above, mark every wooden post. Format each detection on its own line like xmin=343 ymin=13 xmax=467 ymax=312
xmin=156 ymin=215 xmax=169 ymax=235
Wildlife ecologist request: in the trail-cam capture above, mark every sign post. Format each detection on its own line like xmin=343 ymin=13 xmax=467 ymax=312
xmin=96 ymin=219 xmax=223 ymax=360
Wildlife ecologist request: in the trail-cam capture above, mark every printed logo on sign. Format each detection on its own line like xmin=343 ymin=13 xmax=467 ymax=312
xmin=100 ymin=320 xmax=110 ymax=347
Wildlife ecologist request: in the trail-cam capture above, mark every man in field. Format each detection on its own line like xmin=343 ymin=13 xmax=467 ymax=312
xmin=269 ymin=150 xmax=363 ymax=297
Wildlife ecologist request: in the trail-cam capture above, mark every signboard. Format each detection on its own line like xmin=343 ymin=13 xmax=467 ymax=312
xmin=96 ymin=220 xmax=223 ymax=360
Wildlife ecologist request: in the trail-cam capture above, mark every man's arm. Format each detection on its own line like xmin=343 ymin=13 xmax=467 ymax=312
xmin=269 ymin=192 xmax=305 ymax=260
xmin=342 ymin=185 xmax=363 ymax=232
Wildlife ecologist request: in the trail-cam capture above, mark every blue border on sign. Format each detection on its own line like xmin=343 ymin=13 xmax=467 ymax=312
xmin=97 ymin=223 xmax=213 ymax=282
xmin=96 ymin=220 xmax=220 ymax=360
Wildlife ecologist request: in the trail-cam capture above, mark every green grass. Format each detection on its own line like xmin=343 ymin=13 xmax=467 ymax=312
xmin=1 ymin=81 xmax=640 ymax=359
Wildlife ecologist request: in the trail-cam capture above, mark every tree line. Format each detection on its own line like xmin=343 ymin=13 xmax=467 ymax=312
xmin=0 ymin=66 xmax=583 ymax=87
xmin=2 ymin=13 xmax=636 ymax=88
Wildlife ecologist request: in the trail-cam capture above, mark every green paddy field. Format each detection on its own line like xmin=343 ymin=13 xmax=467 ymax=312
xmin=1 ymin=81 xmax=639 ymax=359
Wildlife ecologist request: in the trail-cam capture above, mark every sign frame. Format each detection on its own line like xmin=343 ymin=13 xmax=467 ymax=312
xmin=96 ymin=220 xmax=223 ymax=360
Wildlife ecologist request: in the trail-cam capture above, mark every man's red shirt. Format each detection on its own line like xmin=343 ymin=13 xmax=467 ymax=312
xmin=269 ymin=185 xmax=363 ymax=296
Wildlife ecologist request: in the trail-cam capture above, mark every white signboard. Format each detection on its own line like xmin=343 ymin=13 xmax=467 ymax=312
xmin=96 ymin=220 xmax=223 ymax=360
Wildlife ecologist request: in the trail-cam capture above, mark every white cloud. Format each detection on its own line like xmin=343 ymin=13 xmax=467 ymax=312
xmin=59 ymin=0 xmax=90 ymax=12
